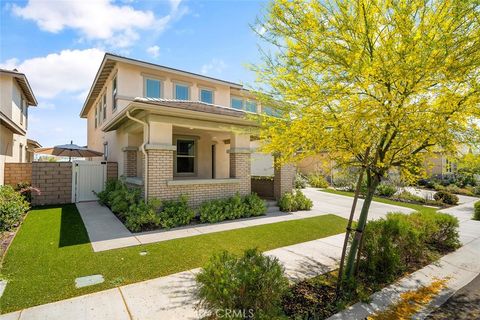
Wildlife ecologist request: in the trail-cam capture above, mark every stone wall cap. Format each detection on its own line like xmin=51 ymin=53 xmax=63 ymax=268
xmin=122 ymin=146 xmax=139 ymax=151
xmin=227 ymin=148 xmax=252 ymax=154
xmin=166 ymin=178 xmax=241 ymax=186
xmin=145 ymin=144 xmax=177 ymax=151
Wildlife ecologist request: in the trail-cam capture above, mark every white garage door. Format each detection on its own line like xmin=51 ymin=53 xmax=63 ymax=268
xmin=73 ymin=161 xmax=107 ymax=202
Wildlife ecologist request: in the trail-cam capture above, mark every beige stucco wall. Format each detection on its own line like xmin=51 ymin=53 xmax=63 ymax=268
xmin=0 ymin=75 xmax=30 ymax=185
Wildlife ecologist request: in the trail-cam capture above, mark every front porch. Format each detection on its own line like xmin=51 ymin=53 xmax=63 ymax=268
xmin=118 ymin=111 xmax=294 ymax=206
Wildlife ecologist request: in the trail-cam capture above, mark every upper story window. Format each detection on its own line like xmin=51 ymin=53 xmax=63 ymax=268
xmin=97 ymin=102 xmax=102 ymax=125
xmin=200 ymin=88 xmax=214 ymax=104
xmin=112 ymin=76 xmax=117 ymax=110
xmin=102 ymin=93 xmax=107 ymax=120
xmin=95 ymin=107 xmax=98 ymax=128
xmin=231 ymin=97 xmax=244 ymax=110
xmin=145 ymin=78 xmax=162 ymax=98
xmin=245 ymin=100 xmax=257 ymax=112
xmin=262 ymin=105 xmax=280 ymax=117
xmin=20 ymin=96 xmax=24 ymax=125
xmin=175 ymin=83 xmax=190 ymax=100
xmin=231 ymin=97 xmax=258 ymax=112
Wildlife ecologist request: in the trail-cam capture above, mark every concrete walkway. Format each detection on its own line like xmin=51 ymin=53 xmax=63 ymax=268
xmin=77 ymin=188 xmax=412 ymax=252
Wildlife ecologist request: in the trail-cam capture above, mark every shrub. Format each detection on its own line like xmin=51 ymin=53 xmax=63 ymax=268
xmin=410 ymin=211 xmax=460 ymax=252
xmin=360 ymin=213 xmax=423 ymax=284
xmin=13 ymin=182 xmax=39 ymax=203
xmin=124 ymin=198 xmax=162 ymax=232
xmin=0 ymin=185 xmax=30 ymax=231
xmin=434 ymin=191 xmax=459 ymax=205
xmin=360 ymin=211 xmax=460 ymax=285
xmin=196 ymin=248 xmax=289 ymax=319
xmin=243 ymin=193 xmax=267 ymax=217
xmin=96 ymin=179 xmax=119 ymax=206
xmin=159 ymin=195 xmax=195 ymax=229
xmin=308 ymin=174 xmax=329 ymax=188
xmin=295 ymin=173 xmax=308 ymax=189
xmin=375 ymin=183 xmax=398 ymax=197
xmin=278 ymin=190 xmax=313 ymax=212
xmin=393 ymin=191 xmax=426 ymax=204
xmin=474 ymin=201 xmax=480 ymax=221
xmin=199 ymin=194 xmax=267 ymax=223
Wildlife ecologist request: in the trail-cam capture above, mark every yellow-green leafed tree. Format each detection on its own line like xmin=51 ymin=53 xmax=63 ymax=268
xmin=253 ymin=0 xmax=480 ymax=279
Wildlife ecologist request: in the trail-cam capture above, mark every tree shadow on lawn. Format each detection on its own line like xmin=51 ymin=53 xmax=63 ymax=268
xmin=58 ymin=204 xmax=90 ymax=248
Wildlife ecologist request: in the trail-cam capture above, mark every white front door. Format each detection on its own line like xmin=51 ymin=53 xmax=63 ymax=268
xmin=73 ymin=161 xmax=107 ymax=202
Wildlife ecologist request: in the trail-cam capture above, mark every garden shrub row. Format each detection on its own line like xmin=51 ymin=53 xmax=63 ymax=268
xmin=97 ymin=179 xmax=268 ymax=232
xmin=0 ymin=185 xmax=30 ymax=232
xmin=199 ymin=193 xmax=266 ymax=223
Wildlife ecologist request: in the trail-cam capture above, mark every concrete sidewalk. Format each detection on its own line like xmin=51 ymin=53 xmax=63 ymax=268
xmin=77 ymin=188 xmax=413 ymax=252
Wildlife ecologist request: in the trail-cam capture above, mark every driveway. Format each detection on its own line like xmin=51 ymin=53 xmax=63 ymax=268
xmin=303 ymin=188 xmax=413 ymax=221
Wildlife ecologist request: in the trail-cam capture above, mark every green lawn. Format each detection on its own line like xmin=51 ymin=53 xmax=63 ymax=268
xmin=319 ymin=188 xmax=438 ymax=214
xmin=0 ymin=205 xmax=348 ymax=313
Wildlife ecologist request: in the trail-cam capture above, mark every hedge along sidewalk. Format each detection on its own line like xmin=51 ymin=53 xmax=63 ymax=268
xmin=77 ymin=201 xmax=340 ymax=252
xmin=327 ymin=195 xmax=480 ymax=320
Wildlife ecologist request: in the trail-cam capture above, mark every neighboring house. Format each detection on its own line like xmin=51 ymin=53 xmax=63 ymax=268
xmin=0 ymin=69 xmax=38 ymax=185
xmin=80 ymin=53 xmax=294 ymax=206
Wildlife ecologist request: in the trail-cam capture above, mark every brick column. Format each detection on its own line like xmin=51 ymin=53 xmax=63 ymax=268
xmin=122 ymin=146 xmax=138 ymax=177
xmin=229 ymin=150 xmax=251 ymax=196
xmin=274 ymin=160 xmax=296 ymax=200
xmin=145 ymin=144 xmax=175 ymax=200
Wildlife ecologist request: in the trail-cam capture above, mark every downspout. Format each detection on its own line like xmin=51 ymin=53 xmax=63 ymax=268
xmin=126 ymin=110 xmax=149 ymax=201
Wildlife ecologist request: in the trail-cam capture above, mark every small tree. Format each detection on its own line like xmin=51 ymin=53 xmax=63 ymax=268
xmin=253 ymin=0 xmax=480 ymax=280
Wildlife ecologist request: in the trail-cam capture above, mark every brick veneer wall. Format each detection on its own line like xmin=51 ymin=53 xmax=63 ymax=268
xmin=107 ymin=162 xmax=118 ymax=180
xmin=274 ymin=163 xmax=296 ymax=200
xmin=251 ymin=177 xmax=274 ymax=199
xmin=31 ymin=162 xmax=72 ymax=206
xmin=4 ymin=163 xmax=32 ymax=185
xmin=124 ymin=150 xmax=137 ymax=177
xmin=146 ymin=149 xmax=251 ymax=207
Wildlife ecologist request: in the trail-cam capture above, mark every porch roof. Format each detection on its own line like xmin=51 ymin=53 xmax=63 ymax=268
xmin=102 ymin=98 xmax=259 ymax=132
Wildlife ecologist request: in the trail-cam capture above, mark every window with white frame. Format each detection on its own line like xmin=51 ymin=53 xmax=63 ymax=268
xmin=245 ymin=100 xmax=257 ymax=112
xmin=20 ymin=96 xmax=24 ymax=125
xmin=200 ymin=88 xmax=214 ymax=104
xmin=145 ymin=78 xmax=162 ymax=98
xmin=102 ymin=93 xmax=107 ymax=120
xmin=97 ymin=102 xmax=101 ymax=125
xmin=112 ymin=76 xmax=117 ymax=110
xmin=174 ymin=138 xmax=196 ymax=175
xmin=95 ymin=107 xmax=98 ymax=128
xmin=231 ymin=97 xmax=243 ymax=110
xmin=174 ymin=83 xmax=190 ymax=100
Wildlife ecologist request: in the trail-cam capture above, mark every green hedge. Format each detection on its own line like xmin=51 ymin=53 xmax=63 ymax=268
xmin=199 ymin=193 xmax=266 ymax=223
xmin=0 ymin=185 xmax=30 ymax=231
xmin=474 ymin=201 xmax=480 ymax=221
xmin=360 ymin=211 xmax=460 ymax=285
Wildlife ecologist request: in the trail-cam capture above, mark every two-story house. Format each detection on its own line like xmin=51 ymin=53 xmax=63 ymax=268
xmin=0 ymin=68 xmax=38 ymax=185
xmin=80 ymin=53 xmax=294 ymax=206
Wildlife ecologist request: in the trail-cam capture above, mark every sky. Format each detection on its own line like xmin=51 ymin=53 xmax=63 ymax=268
xmin=0 ymin=0 xmax=268 ymax=147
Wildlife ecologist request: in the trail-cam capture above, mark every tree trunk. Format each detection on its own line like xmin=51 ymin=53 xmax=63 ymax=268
xmin=344 ymin=174 xmax=380 ymax=279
